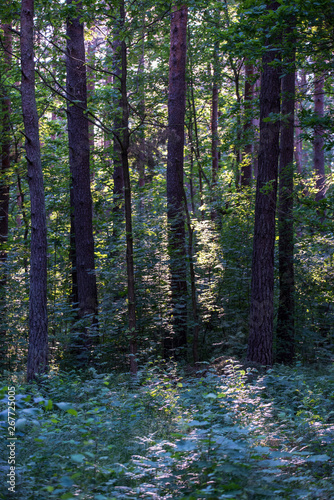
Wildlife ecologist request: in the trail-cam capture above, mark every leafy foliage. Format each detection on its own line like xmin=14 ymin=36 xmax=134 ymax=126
xmin=1 ymin=362 xmax=334 ymax=499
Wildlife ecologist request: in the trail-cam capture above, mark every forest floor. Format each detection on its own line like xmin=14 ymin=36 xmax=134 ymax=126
xmin=1 ymin=359 xmax=334 ymax=499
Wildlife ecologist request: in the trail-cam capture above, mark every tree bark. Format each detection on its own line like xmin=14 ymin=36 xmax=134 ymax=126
xmin=276 ymin=25 xmax=296 ymax=364
xmin=211 ymin=43 xmax=219 ymax=187
xmin=137 ymin=33 xmax=146 ymax=206
xmin=0 ymin=23 xmax=12 ymax=367
xmin=211 ymin=41 xmax=219 ymax=220
xmin=294 ymin=72 xmax=303 ymax=175
xmin=112 ymin=31 xmax=124 ymax=236
xmin=87 ymin=35 xmax=97 ymax=157
xmin=21 ymin=0 xmax=48 ymax=381
xmin=166 ymin=4 xmax=188 ymax=357
xmin=66 ymin=0 xmax=98 ymax=342
xmin=247 ymin=2 xmax=281 ymax=366
xmin=119 ymin=0 xmax=137 ymax=375
xmin=241 ymin=63 xmax=254 ymax=187
xmin=313 ymin=73 xmax=326 ymax=201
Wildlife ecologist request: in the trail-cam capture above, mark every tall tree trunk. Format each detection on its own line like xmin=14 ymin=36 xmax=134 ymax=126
xmin=0 ymin=23 xmax=12 ymax=367
xmin=247 ymin=2 xmax=281 ymax=366
xmin=87 ymin=36 xmax=96 ymax=157
xmin=313 ymin=73 xmax=326 ymax=201
xmin=166 ymin=4 xmax=188 ymax=357
xmin=211 ymin=41 xmax=219 ymax=220
xmin=21 ymin=0 xmax=48 ymax=381
xmin=276 ymin=26 xmax=296 ymax=364
xmin=69 ymin=183 xmax=78 ymax=307
xmin=66 ymin=0 xmax=98 ymax=345
xmin=189 ymin=64 xmax=204 ymax=218
xmin=17 ymin=173 xmax=29 ymax=274
xmin=211 ymin=44 xmax=219 ymax=187
xmin=112 ymin=31 xmax=124 ymax=237
xmin=137 ymin=28 xmax=146 ymax=198
xmin=241 ymin=63 xmax=253 ymax=187
xmin=118 ymin=0 xmax=137 ymax=375
xmin=294 ymin=72 xmax=303 ymax=175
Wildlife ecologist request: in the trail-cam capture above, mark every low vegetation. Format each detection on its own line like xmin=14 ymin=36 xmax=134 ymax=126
xmin=1 ymin=360 xmax=334 ymax=499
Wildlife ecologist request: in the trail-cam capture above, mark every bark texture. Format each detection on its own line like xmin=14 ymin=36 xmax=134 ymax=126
xmin=313 ymin=74 xmax=326 ymax=201
xmin=241 ymin=63 xmax=254 ymax=187
xmin=21 ymin=0 xmax=48 ymax=381
xmin=247 ymin=2 xmax=281 ymax=366
xmin=276 ymin=26 xmax=296 ymax=363
xmin=210 ymin=40 xmax=219 ymax=221
xmin=0 ymin=23 xmax=12 ymax=366
xmin=66 ymin=0 xmax=98 ymax=335
xmin=119 ymin=0 xmax=137 ymax=374
xmin=211 ymin=42 xmax=219 ymax=187
xmin=112 ymin=31 xmax=124 ymax=233
xmin=166 ymin=4 xmax=188 ymax=357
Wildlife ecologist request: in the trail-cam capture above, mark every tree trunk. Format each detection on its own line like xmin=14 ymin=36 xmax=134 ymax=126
xmin=66 ymin=0 xmax=98 ymax=344
xmin=137 ymin=25 xmax=146 ymax=196
xmin=294 ymin=73 xmax=303 ymax=175
xmin=241 ymin=63 xmax=253 ymax=187
xmin=21 ymin=0 xmax=48 ymax=381
xmin=276 ymin=26 xmax=296 ymax=364
xmin=166 ymin=4 xmax=188 ymax=357
xmin=112 ymin=31 xmax=124 ymax=237
xmin=119 ymin=0 xmax=137 ymax=375
xmin=0 ymin=23 xmax=12 ymax=367
xmin=247 ymin=2 xmax=281 ymax=366
xmin=313 ymin=73 xmax=326 ymax=201
xmin=87 ymin=36 xmax=96 ymax=157
xmin=211 ymin=41 xmax=219 ymax=220
xmin=211 ymin=44 xmax=219 ymax=187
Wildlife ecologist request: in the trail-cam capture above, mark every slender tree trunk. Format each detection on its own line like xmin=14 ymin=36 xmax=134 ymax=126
xmin=66 ymin=0 xmax=98 ymax=344
xmin=137 ymin=30 xmax=146 ymax=198
xmin=182 ymin=188 xmax=199 ymax=364
xmin=276 ymin=26 xmax=296 ymax=364
xmin=87 ymin=36 xmax=96 ymax=156
xmin=189 ymin=68 xmax=204 ymax=218
xmin=112 ymin=31 xmax=124 ymax=236
xmin=69 ymin=183 xmax=78 ymax=307
xmin=295 ymin=70 xmax=307 ymax=175
xmin=234 ymin=71 xmax=242 ymax=188
xmin=21 ymin=0 xmax=48 ymax=381
xmin=294 ymin=74 xmax=303 ymax=174
xmin=241 ymin=63 xmax=254 ymax=187
xmin=247 ymin=2 xmax=281 ymax=366
xmin=0 ymin=23 xmax=12 ymax=367
xmin=166 ymin=4 xmax=188 ymax=357
xmin=211 ymin=42 xmax=219 ymax=220
xmin=313 ymin=73 xmax=326 ymax=201
xmin=211 ymin=45 xmax=219 ymax=187
xmin=187 ymin=110 xmax=196 ymax=214
xmin=17 ymin=174 xmax=29 ymax=274
xmin=118 ymin=0 xmax=137 ymax=375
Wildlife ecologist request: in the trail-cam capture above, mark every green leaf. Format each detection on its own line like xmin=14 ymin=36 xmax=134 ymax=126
xmin=71 ymin=454 xmax=85 ymax=463
xmin=45 ymin=399 xmax=53 ymax=410
xmin=67 ymin=409 xmax=78 ymax=416
xmin=60 ymin=494 xmax=75 ymax=500
xmin=306 ymin=454 xmax=330 ymax=462
xmin=59 ymin=476 xmax=74 ymax=487
xmin=204 ymin=393 xmax=217 ymax=399
xmin=56 ymin=402 xmax=74 ymax=411
xmin=15 ymin=418 xmax=27 ymax=430
xmin=187 ymin=420 xmax=210 ymax=426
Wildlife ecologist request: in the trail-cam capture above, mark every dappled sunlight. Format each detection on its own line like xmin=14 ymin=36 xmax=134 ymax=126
xmin=1 ymin=361 xmax=334 ymax=498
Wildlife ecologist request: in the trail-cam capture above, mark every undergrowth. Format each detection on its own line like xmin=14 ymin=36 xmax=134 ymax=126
xmin=1 ymin=361 xmax=334 ymax=499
